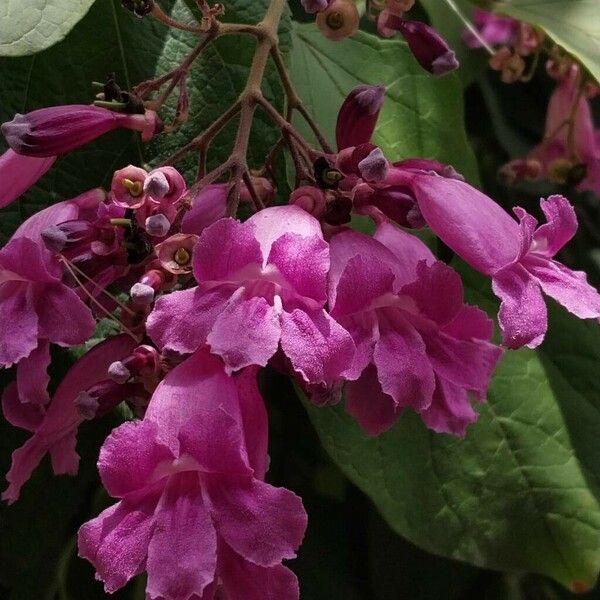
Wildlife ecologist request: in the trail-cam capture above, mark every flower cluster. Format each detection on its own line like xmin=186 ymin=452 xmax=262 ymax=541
xmin=1 ymin=3 xmax=600 ymax=597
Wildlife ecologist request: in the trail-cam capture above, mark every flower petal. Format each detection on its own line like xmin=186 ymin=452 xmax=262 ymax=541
xmin=205 ymin=477 xmax=307 ymax=567
xmin=0 ymin=150 xmax=56 ymax=209
xmin=78 ymin=495 xmax=159 ymax=594
xmin=147 ymin=286 xmax=232 ymax=354
xmin=16 ymin=340 xmax=51 ymax=405
xmin=533 ymin=195 xmax=578 ymax=257
xmin=207 ymin=295 xmax=281 ymax=373
xmin=146 ymin=473 xmax=217 ymax=600
xmin=219 ymin=542 xmax=300 ymax=600
xmin=492 ymin=263 xmax=547 ymax=349
xmin=280 ymin=308 xmax=355 ymax=386
xmin=345 ymin=364 xmax=401 ymax=435
xmin=1 ymin=382 xmax=44 ymax=431
xmin=0 ymin=282 xmax=38 ymax=366
xmin=99 ymin=419 xmax=175 ymax=498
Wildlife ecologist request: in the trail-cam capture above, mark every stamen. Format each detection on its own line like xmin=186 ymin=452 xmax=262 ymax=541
xmin=174 ymin=247 xmax=191 ymax=265
xmin=122 ymin=178 xmax=144 ymax=197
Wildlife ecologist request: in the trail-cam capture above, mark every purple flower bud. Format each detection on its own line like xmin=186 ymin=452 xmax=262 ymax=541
xmin=358 ymin=147 xmax=389 ymax=182
xmin=301 ymin=0 xmax=330 ymax=13
xmin=74 ymin=380 xmax=135 ymax=420
xmin=336 ymin=84 xmax=386 ymax=150
xmin=108 ymin=361 xmax=132 ymax=385
xmin=0 ymin=149 xmax=56 ymax=209
xmin=145 ymin=213 xmax=171 ymax=237
xmin=1 ymin=105 xmax=161 ymax=158
xmin=378 ymin=14 xmax=459 ymax=75
xmin=143 ymin=170 xmax=170 ymax=199
xmin=41 ymin=220 xmax=97 ymax=252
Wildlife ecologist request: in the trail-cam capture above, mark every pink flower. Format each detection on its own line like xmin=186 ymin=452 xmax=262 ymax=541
xmin=147 ymin=205 xmax=355 ymax=386
xmin=402 ymin=171 xmax=600 ymax=348
xmin=2 ymin=334 xmax=138 ymax=503
xmin=328 ymin=222 xmax=502 ymax=436
xmin=1 ymin=105 xmax=160 ymax=158
xmin=78 ymin=350 xmax=306 ymax=599
xmin=0 ymin=236 xmax=96 ymax=404
xmin=377 ymin=12 xmax=458 ymax=74
xmin=513 ymin=65 xmax=600 ymax=194
xmin=301 ymin=0 xmax=330 ymax=13
xmin=0 ymin=149 xmax=56 ymax=209
xmin=462 ymin=8 xmax=519 ymax=49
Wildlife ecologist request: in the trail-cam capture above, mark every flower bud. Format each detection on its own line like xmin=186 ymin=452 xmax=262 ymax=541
xmin=240 ymin=175 xmax=275 ymax=206
xmin=290 ymin=186 xmax=327 ymax=218
xmin=316 ymin=0 xmax=360 ymax=42
xmin=1 ymin=105 xmax=160 ymax=158
xmin=301 ymin=0 xmax=330 ymax=13
xmin=108 ymin=345 xmax=160 ymax=384
xmin=75 ymin=380 xmax=141 ymax=420
xmin=145 ymin=214 xmax=171 ymax=237
xmin=336 ymin=84 xmax=386 ymax=150
xmin=358 ymin=147 xmax=389 ymax=182
xmin=144 ymin=166 xmax=186 ymax=204
xmin=489 ymin=47 xmax=525 ymax=83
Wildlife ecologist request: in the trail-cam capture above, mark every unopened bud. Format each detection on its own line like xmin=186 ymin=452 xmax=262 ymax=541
xmin=489 ymin=47 xmax=525 ymax=83
xmin=108 ymin=361 xmax=132 ymax=384
xmin=145 ymin=213 xmax=171 ymax=237
xmin=290 ymin=186 xmax=327 ymax=218
xmin=130 ymin=282 xmax=155 ymax=305
xmin=144 ymin=171 xmax=170 ymax=199
xmin=358 ymin=147 xmax=389 ymax=182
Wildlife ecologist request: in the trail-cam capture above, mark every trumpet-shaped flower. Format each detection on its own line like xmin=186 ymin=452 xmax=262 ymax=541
xmin=78 ymin=350 xmax=306 ymax=600
xmin=148 ymin=205 xmax=355 ymax=386
xmin=2 ymin=335 xmax=137 ymax=503
xmin=401 ymin=171 xmax=600 ymax=348
xmin=329 ymin=223 xmax=502 ymax=436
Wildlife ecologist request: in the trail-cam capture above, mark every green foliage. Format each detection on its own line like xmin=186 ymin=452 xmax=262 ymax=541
xmin=0 ymin=0 xmax=97 ymax=57
xmin=485 ymin=0 xmax=600 ymax=84
xmin=288 ymin=24 xmax=480 ymax=183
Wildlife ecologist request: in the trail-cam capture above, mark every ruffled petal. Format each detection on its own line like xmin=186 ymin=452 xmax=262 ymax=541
xmin=78 ymin=495 xmax=159 ymax=594
xmin=420 ymin=377 xmax=478 ymax=437
xmin=146 ymin=473 xmax=217 ymax=600
xmin=99 ymin=419 xmax=175 ymax=498
xmin=207 ymin=295 xmax=281 ymax=373
xmin=147 ymin=286 xmax=232 ymax=354
xmin=178 ymin=408 xmax=252 ymax=477
xmin=219 ymin=542 xmax=300 ymax=600
xmin=248 ymin=205 xmax=324 ymax=263
xmin=335 ymin=312 xmax=378 ymax=381
xmin=532 ymin=195 xmax=578 ymax=258
xmin=267 ymin=232 xmax=328 ymax=305
xmin=526 ymin=257 xmax=600 ymax=321
xmin=205 ymin=477 xmax=307 ymax=567
xmin=442 ymin=305 xmax=495 ymax=341
xmin=373 ymin=317 xmax=435 ymax=412
xmin=280 ymin=308 xmax=355 ymax=386
xmin=1 ymin=382 xmax=44 ymax=431
xmin=193 ymin=218 xmax=263 ymax=283
xmin=0 ymin=282 xmax=38 ymax=366
xmin=345 ymin=365 xmax=401 ymax=435
xmin=492 ymin=263 xmax=547 ymax=349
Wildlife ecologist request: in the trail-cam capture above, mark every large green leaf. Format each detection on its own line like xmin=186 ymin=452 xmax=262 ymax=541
xmin=304 ymin=264 xmax=600 ymax=589
xmin=0 ymin=0 xmax=97 ymax=57
xmin=488 ymin=0 xmax=600 ymax=84
xmin=288 ymin=24 xmax=480 ymax=184
xmin=0 ymin=0 xmax=290 ymax=243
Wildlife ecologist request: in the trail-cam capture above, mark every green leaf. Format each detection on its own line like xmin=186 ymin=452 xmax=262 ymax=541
xmin=304 ymin=260 xmax=600 ymax=589
xmin=288 ymin=24 xmax=480 ymax=183
xmin=488 ymin=0 xmax=600 ymax=84
xmin=0 ymin=0 xmax=97 ymax=57
xmin=0 ymin=0 xmax=291 ymax=242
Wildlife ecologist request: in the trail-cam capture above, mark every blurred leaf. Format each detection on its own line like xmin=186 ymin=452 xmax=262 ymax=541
xmin=0 ymin=0 xmax=97 ymax=57
xmin=486 ymin=0 xmax=600 ymax=84
xmin=288 ymin=24 xmax=480 ymax=184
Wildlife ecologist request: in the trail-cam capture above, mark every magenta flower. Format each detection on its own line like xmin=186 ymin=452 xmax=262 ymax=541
xmin=519 ymin=65 xmax=600 ymax=194
xmin=0 ymin=236 xmax=96 ymax=404
xmin=0 ymin=149 xmax=56 ymax=209
xmin=328 ymin=222 xmax=501 ymax=436
xmin=377 ymin=12 xmax=458 ymax=74
xmin=2 ymin=105 xmax=160 ymax=158
xmin=462 ymin=8 xmax=519 ymax=49
xmin=181 ymin=184 xmax=228 ymax=235
xmin=78 ymin=350 xmax=306 ymax=599
xmin=336 ymin=84 xmax=386 ymax=151
xmin=148 ymin=205 xmax=355 ymax=385
xmin=403 ymin=172 xmax=600 ymax=348
xmin=2 ymin=334 xmax=137 ymax=503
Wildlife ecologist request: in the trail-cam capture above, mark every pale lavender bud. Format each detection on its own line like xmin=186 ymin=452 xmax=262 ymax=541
xmin=145 ymin=213 xmax=171 ymax=237
xmin=130 ymin=282 xmax=155 ymax=305
xmin=108 ymin=361 xmax=132 ymax=384
xmin=358 ymin=147 xmax=389 ymax=182
xmin=301 ymin=0 xmax=330 ymax=13
xmin=144 ymin=170 xmax=170 ymax=199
